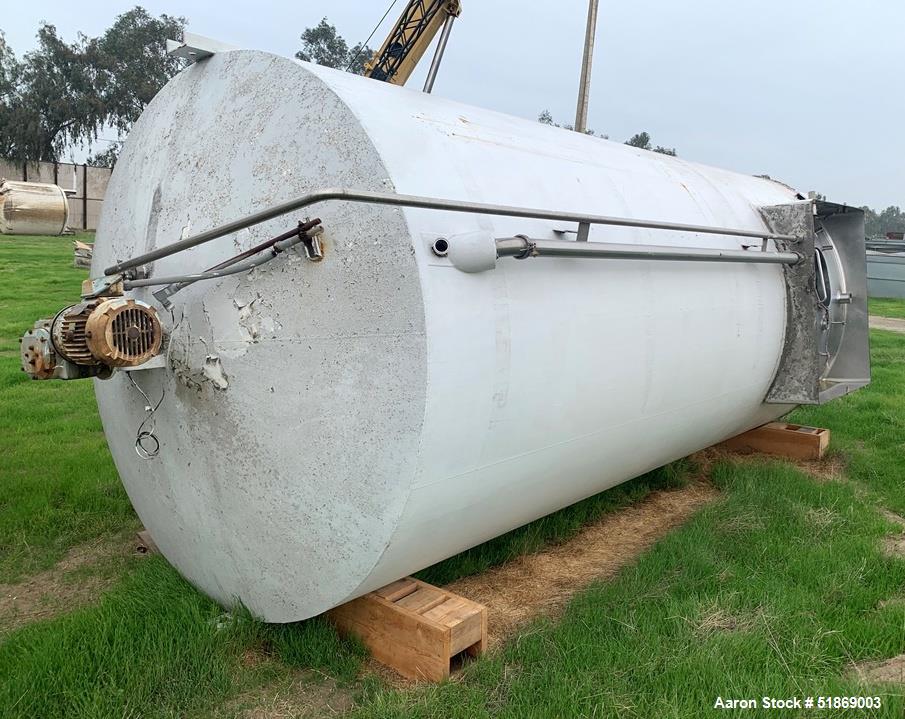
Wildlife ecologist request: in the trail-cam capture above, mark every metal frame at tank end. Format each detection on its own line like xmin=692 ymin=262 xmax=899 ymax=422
xmin=165 ymin=32 xmax=238 ymax=63
xmin=761 ymin=200 xmax=869 ymax=405
xmin=815 ymin=201 xmax=870 ymax=402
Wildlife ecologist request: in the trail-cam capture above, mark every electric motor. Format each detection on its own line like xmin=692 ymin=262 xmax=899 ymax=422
xmin=21 ymin=298 xmax=162 ymax=380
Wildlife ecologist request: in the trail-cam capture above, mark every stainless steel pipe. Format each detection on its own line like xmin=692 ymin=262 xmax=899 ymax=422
xmin=104 ymin=188 xmax=802 ymax=276
xmin=495 ymin=237 xmax=802 ymax=265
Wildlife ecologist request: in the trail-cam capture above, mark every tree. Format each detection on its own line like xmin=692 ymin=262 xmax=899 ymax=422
xmin=862 ymin=206 xmax=905 ymax=238
xmin=86 ymin=141 xmax=123 ymax=168
xmin=8 ymin=24 xmax=101 ymax=162
xmin=0 ymin=7 xmax=186 ymax=163
xmin=624 ymin=131 xmax=651 ymax=149
xmin=0 ymin=32 xmax=23 ymax=159
xmin=91 ymin=8 xmax=186 ymax=137
xmin=346 ymin=43 xmax=373 ymax=75
xmin=625 ymin=131 xmax=676 ymax=156
xmin=537 ymin=109 xmax=602 ymax=137
xmin=295 ymin=18 xmax=373 ymax=74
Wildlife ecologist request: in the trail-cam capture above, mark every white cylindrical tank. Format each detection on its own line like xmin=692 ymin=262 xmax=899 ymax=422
xmin=93 ymin=50 xmax=800 ymax=621
xmin=0 ymin=180 xmax=70 ymax=235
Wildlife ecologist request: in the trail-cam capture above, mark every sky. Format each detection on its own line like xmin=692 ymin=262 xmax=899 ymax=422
xmin=3 ymin=0 xmax=903 ymax=209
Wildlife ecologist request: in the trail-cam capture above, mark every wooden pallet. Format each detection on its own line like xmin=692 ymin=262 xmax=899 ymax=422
xmin=328 ymin=577 xmax=487 ymax=682
xmin=719 ymin=421 xmax=830 ymax=460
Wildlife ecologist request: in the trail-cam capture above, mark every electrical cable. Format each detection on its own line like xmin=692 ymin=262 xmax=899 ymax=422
xmin=345 ymin=0 xmax=400 ymax=71
xmin=127 ymin=372 xmax=165 ymax=459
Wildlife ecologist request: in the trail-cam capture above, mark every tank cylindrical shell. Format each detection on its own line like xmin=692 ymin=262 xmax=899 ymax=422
xmin=0 ymin=180 xmax=70 ymax=235
xmin=92 ymin=50 xmax=798 ymax=622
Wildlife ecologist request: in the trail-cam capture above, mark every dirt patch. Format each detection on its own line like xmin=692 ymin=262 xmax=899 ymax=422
xmin=851 ymin=654 xmax=905 ymax=685
xmin=721 ymin=510 xmax=765 ymax=535
xmin=877 ymin=509 xmax=905 ymax=559
xmin=878 ymin=596 xmax=905 ymax=610
xmin=445 ymin=478 xmax=719 ymax=649
xmin=806 ymin=507 xmax=841 ymax=531
xmin=878 ymin=508 xmax=905 ymax=529
xmin=240 ymin=647 xmax=271 ymax=670
xmin=693 ymin=604 xmax=763 ymax=636
xmin=794 ymin=453 xmax=849 ymax=483
xmin=881 ymin=536 xmax=905 ymax=558
xmin=225 ymin=673 xmax=355 ymax=719
xmin=869 ymin=316 xmax=905 ymax=334
xmin=0 ymin=533 xmax=138 ymax=633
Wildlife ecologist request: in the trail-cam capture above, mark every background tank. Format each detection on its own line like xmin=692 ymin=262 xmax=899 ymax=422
xmin=91 ymin=49 xmax=862 ymax=621
xmin=0 ymin=180 xmax=70 ymax=235
xmin=866 ymin=240 xmax=905 ymax=298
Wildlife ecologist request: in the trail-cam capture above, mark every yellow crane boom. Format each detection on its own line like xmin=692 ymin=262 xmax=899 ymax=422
xmin=365 ymin=0 xmax=462 ymax=87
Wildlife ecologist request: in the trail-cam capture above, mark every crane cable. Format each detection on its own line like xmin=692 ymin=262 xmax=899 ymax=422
xmin=345 ymin=0 xmax=401 ymax=72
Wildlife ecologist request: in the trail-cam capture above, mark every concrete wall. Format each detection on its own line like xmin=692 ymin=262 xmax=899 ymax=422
xmin=0 ymin=159 xmax=112 ymax=231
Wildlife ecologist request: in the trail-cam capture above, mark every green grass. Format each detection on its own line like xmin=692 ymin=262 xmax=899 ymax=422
xmin=0 ymin=557 xmax=367 ymax=719
xmin=0 ymin=234 xmax=137 ymax=582
xmin=351 ymin=464 xmax=905 ymax=718
xmin=2 ymin=234 xmax=905 ymax=717
xmin=869 ymin=297 xmax=905 ymax=319
xmin=791 ymin=330 xmax=905 ymax=516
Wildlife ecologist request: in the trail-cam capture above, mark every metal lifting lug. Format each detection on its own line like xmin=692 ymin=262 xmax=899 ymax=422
xmin=301 ymin=230 xmax=324 ymax=262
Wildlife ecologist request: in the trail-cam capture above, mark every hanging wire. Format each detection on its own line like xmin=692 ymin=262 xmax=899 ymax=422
xmin=345 ymin=0 xmax=401 ymax=71
xmin=127 ymin=372 xmax=165 ymax=459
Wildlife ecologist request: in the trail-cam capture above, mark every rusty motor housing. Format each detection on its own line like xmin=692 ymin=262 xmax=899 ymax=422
xmin=21 ymin=298 xmax=163 ymax=380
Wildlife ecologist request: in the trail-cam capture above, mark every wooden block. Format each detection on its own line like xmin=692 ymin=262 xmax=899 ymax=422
xmin=396 ymin=587 xmax=447 ymax=614
xmin=719 ymin=422 xmax=830 ymax=460
xmin=423 ymin=595 xmax=485 ymax=655
xmin=328 ymin=577 xmax=487 ymax=682
xmin=375 ymin=579 xmax=418 ymax=602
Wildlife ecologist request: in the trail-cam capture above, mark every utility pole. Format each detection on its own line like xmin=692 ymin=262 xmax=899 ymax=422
xmin=574 ymin=0 xmax=600 ymax=134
